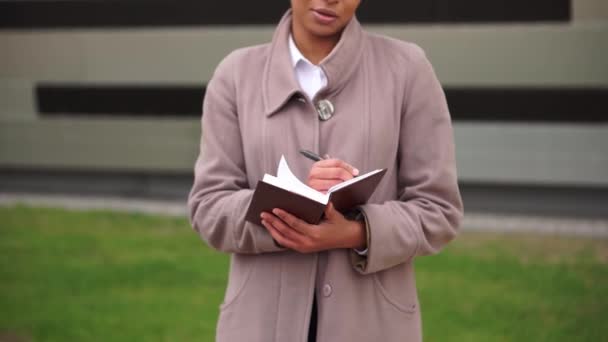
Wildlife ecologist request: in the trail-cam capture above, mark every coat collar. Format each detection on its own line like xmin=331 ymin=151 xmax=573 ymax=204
xmin=262 ymin=10 xmax=365 ymax=116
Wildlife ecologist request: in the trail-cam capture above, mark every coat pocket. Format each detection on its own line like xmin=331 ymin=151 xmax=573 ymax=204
xmin=372 ymin=268 xmax=418 ymax=315
xmin=219 ymin=255 xmax=256 ymax=311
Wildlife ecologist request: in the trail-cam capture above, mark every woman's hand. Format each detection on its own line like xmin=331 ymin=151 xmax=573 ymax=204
xmin=307 ymin=158 xmax=359 ymax=193
xmin=260 ymin=203 xmax=366 ymax=253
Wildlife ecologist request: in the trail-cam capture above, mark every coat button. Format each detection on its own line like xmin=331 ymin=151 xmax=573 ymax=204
xmin=322 ymin=284 xmax=332 ymax=297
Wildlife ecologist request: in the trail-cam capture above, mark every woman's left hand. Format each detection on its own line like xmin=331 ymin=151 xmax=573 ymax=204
xmin=260 ymin=203 xmax=366 ymax=253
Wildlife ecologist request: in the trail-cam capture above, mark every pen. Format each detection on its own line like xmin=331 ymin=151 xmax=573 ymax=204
xmin=299 ymin=150 xmax=360 ymax=177
xmin=299 ymin=149 xmax=324 ymax=162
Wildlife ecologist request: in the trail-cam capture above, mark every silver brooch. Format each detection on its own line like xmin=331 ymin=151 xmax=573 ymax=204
xmin=316 ymin=99 xmax=334 ymax=121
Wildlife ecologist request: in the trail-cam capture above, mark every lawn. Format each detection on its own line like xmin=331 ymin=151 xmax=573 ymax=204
xmin=0 ymin=205 xmax=606 ymax=341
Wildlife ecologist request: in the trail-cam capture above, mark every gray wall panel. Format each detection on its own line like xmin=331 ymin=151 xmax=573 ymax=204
xmin=0 ymin=79 xmax=37 ymax=120
xmin=1 ymin=119 xmax=606 ymax=186
xmin=374 ymin=23 xmax=608 ymax=87
xmin=455 ymin=123 xmax=608 ymax=186
xmin=574 ymin=0 xmax=608 ymax=21
xmin=1 ymin=24 xmax=607 ymax=86
xmin=0 ymin=118 xmax=201 ymax=172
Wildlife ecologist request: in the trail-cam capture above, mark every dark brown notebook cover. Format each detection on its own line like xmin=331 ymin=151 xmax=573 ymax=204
xmin=327 ymin=168 xmax=387 ymax=212
xmin=245 ymin=168 xmax=386 ymax=225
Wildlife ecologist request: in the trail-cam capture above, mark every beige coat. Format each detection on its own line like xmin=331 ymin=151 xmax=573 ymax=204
xmin=188 ymin=10 xmax=463 ymax=342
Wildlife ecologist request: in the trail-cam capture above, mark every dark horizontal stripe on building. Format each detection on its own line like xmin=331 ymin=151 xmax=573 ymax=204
xmin=36 ymin=83 xmax=608 ymax=123
xmin=445 ymin=88 xmax=607 ymax=122
xmin=1 ymin=0 xmax=570 ymax=29
xmin=37 ymin=84 xmax=204 ymax=117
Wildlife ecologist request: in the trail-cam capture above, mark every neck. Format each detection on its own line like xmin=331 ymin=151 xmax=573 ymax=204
xmin=291 ymin=25 xmax=341 ymax=65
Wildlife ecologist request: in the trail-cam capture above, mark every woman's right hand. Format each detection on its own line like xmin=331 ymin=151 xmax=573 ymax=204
xmin=307 ymin=158 xmax=359 ymax=193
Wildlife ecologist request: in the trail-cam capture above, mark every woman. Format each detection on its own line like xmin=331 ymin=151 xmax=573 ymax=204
xmin=188 ymin=1 xmax=463 ymax=341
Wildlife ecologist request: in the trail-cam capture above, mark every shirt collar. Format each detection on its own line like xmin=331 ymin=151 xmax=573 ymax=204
xmin=288 ymin=34 xmax=307 ymax=68
xmin=288 ymin=34 xmax=321 ymax=71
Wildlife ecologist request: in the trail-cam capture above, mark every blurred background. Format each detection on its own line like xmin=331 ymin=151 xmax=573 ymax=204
xmin=1 ymin=0 xmax=607 ymax=341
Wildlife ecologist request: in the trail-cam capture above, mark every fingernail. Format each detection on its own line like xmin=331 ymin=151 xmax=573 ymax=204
xmin=353 ymin=168 xmax=359 ymax=175
xmin=272 ymin=209 xmax=280 ymax=215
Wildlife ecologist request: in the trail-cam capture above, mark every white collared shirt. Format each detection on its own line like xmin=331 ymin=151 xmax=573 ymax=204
xmin=288 ymin=35 xmax=327 ymax=101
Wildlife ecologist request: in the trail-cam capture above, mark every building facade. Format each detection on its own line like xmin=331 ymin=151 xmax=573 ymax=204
xmin=1 ymin=0 xmax=607 ymax=216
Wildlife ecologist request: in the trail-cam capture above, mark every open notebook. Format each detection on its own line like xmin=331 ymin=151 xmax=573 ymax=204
xmin=245 ymin=156 xmax=386 ymax=225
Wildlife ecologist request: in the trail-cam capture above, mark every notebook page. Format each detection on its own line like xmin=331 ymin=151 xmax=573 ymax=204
xmin=263 ymin=156 xmax=328 ymax=204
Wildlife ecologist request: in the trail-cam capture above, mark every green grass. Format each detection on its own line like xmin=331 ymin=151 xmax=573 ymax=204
xmin=1 ymin=206 xmax=607 ymax=341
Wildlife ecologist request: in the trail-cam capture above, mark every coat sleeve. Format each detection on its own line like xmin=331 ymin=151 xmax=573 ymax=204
xmin=187 ymin=53 xmax=285 ymax=254
xmin=353 ymin=46 xmax=464 ymax=274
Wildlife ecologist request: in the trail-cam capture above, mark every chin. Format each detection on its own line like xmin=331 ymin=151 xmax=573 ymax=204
xmin=308 ymin=23 xmax=344 ymax=38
